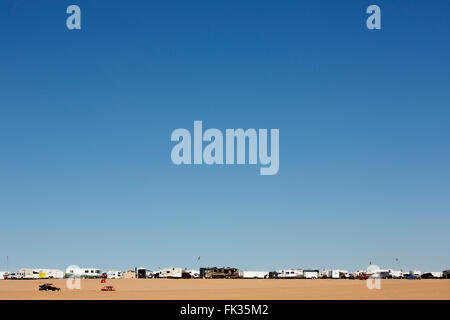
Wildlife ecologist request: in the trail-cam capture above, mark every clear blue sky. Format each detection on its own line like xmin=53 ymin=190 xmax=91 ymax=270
xmin=0 ymin=1 xmax=449 ymax=273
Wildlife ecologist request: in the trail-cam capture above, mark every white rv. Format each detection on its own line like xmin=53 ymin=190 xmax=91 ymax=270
xmin=17 ymin=268 xmax=40 ymax=279
xmin=106 ymin=270 xmax=123 ymax=279
xmin=239 ymin=271 xmax=269 ymax=279
xmin=303 ymin=270 xmax=319 ymax=279
xmin=157 ymin=267 xmax=182 ymax=278
xmin=65 ymin=267 xmax=102 ymax=278
xmin=276 ymin=269 xmax=303 ymax=278
xmin=389 ymin=270 xmax=403 ymax=279
xmin=37 ymin=269 xmax=64 ymax=279
xmin=0 ymin=272 xmax=7 ymax=280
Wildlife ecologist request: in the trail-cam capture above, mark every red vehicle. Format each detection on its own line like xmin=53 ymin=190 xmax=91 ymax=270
xmin=356 ymin=273 xmax=371 ymax=280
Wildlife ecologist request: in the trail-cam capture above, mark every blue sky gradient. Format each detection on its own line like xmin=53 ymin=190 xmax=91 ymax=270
xmin=0 ymin=1 xmax=449 ymax=272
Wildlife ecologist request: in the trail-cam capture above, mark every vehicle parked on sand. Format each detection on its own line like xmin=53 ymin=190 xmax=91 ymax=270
xmin=239 ymin=271 xmax=269 ymax=279
xmin=276 ymin=269 xmax=303 ymax=279
xmin=200 ymin=267 xmax=239 ymax=279
xmin=101 ymin=286 xmax=115 ymax=291
xmin=155 ymin=267 xmax=183 ymax=279
xmin=39 ymin=283 xmax=61 ymax=291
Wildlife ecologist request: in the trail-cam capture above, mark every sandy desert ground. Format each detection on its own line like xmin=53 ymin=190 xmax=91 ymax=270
xmin=0 ymin=279 xmax=449 ymax=300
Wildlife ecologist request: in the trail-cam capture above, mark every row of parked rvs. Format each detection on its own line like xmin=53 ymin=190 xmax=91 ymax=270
xmin=2 ymin=267 xmax=449 ymax=280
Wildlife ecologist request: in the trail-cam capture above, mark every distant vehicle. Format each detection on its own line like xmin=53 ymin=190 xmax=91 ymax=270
xmin=39 ymin=283 xmax=60 ymax=291
xmin=65 ymin=267 xmax=102 ymax=279
xmin=200 ymin=267 xmax=239 ymax=279
xmin=275 ymin=269 xmax=303 ymax=279
xmin=105 ymin=271 xmax=123 ymax=279
xmin=185 ymin=270 xmax=200 ymax=278
xmin=389 ymin=270 xmax=403 ymax=279
xmin=6 ymin=273 xmax=18 ymax=280
xmin=239 ymin=271 xmax=269 ymax=279
xmin=156 ymin=267 xmax=183 ymax=279
xmin=101 ymin=286 xmax=115 ymax=291
xmin=303 ymin=270 xmax=320 ymax=279
xmin=135 ymin=268 xmax=147 ymax=279
xmin=268 ymin=271 xmax=279 ymax=279
xmin=356 ymin=273 xmax=371 ymax=280
xmin=181 ymin=270 xmax=192 ymax=278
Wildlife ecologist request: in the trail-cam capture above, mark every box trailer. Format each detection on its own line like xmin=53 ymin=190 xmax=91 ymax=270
xmin=17 ymin=268 xmax=40 ymax=279
xmin=239 ymin=271 xmax=269 ymax=279
xmin=37 ymin=269 xmax=64 ymax=279
xmin=135 ymin=267 xmax=147 ymax=279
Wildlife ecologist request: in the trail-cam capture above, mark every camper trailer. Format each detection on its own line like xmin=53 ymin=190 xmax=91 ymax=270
xmin=105 ymin=271 xmax=123 ymax=279
xmin=389 ymin=270 xmax=403 ymax=279
xmin=239 ymin=271 xmax=269 ymax=279
xmin=303 ymin=270 xmax=319 ymax=279
xmin=276 ymin=269 xmax=303 ymax=279
xmin=17 ymin=268 xmax=39 ymax=279
xmin=157 ymin=267 xmax=182 ymax=278
xmin=65 ymin=267 xmax=101 ymax=278
xmin=200 ymin=267 xmax=239 ymax=279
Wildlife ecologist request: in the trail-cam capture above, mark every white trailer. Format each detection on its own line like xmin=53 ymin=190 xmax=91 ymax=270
xmin=389 ymin=270 xmax=403 ymax=278
xmin=276 ymin=269 xmax=303 ymax=278
xmin=17 ymin=268 xmax=39 ymax=279
xmin=0 ymin=272 xmax=6 ymax=280
xmin=37 ymin=269 xmax=64 ymax=279
xmin=303 ymin=270 xmax=319 ymax=279
xmin=106 ymin=270 xmax=123 ymax=279
xmin=158 ymin=267 xmax=182 ymax=278
xmin=239 ymin=271 xmax=269 ymax=279
xmin=65 ymin=267 xmax=102 ymax=278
